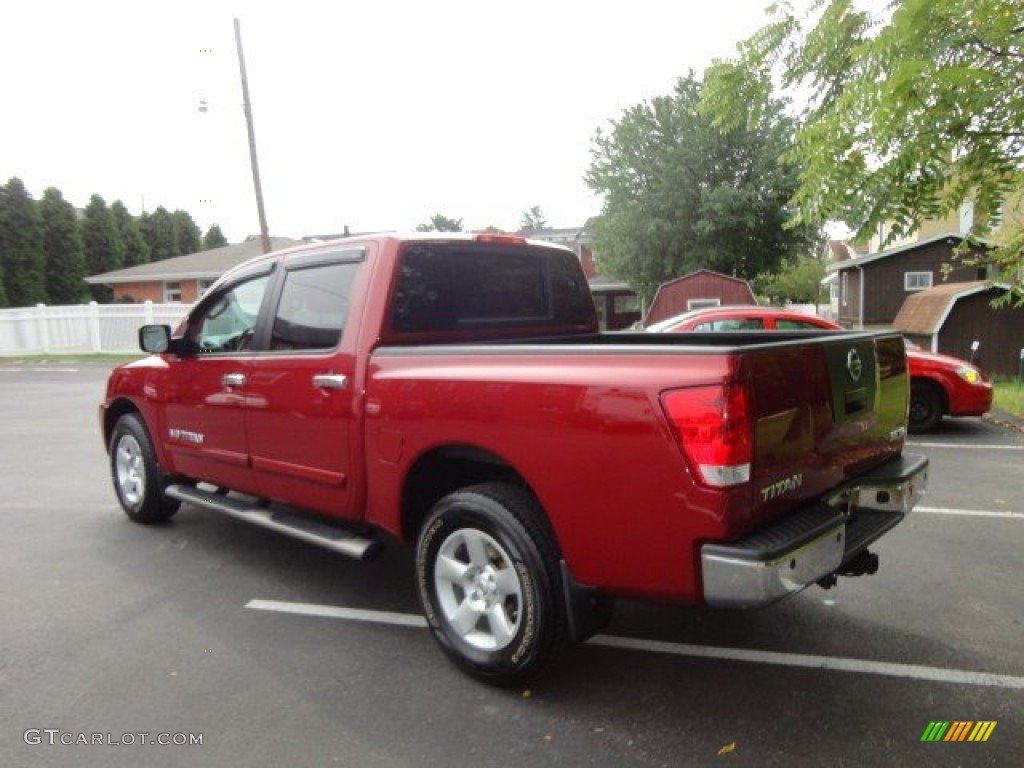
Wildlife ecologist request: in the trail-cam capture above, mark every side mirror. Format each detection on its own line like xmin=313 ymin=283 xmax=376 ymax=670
xmin=139 ymin=324 xmax=171 ymax=354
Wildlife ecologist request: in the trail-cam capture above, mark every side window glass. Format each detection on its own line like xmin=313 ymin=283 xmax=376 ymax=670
xmin=271 ymin=262 xmax=359 ymax=351
xmin=777 ymin=319 xmax=822 ymax=330
xmin=713 ymin=318 xmax=764 ymax=331
xmin=191 ymin=274 xmax=270 ymax=353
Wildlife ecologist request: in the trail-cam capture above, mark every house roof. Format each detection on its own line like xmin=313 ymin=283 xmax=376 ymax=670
xmin=825 ymin=232 xmax=993 ymax=274
xmin=85 ymin=237 xmax=303 ymax=284
xmin=892 ymin=280 xmax=991 ymax=335
xmin=588 ymin=275 xmax=632 ymax=292
xmin=655 ymin=269 xmax=753 ymax=290
xmin=519 ymin=227 xmax=586 ymax=245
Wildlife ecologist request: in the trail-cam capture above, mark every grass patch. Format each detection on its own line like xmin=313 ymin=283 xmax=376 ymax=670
xmin=993 ymin=379 xmax=1024 ymax=418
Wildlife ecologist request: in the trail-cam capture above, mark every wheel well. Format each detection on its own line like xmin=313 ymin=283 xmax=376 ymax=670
xmin=911 ymin=377 xmax=948 ymax=415
xmin=400 ymin=446 xmax=531 ymax=541
xmin=103 ymin=398 xmax=141 ymax=449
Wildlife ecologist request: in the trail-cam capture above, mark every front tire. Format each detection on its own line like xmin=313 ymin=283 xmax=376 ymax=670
xmin=909 ymin=381 xmax=944 ymax=433
xmin=415 ymin=483 xmax=566 ymax=687
xmin=110 ymin=413 xmax=180 ymax=523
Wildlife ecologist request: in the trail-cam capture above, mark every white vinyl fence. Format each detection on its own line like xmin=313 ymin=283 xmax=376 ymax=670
xmin=0 ymin=302 xmax=191 ymax=356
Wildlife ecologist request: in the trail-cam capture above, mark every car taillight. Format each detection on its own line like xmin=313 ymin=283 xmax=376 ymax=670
xmin=661 ymin=384 xmax=752 ymax=488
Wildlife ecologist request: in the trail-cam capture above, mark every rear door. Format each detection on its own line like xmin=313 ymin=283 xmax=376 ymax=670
xmin=244 ymin=246 xmax=370 ymax=519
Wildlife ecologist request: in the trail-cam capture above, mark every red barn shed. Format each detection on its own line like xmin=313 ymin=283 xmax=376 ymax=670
xmin=644 ymin=270 xmax=756 ymax=326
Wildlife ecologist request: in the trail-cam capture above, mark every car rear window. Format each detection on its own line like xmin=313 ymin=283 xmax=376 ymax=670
xmin=389 ymin=243 xmax=595 ymax=334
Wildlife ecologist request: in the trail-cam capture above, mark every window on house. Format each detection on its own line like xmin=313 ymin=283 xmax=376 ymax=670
xmin=613 ymin=294 xmax=640 ymax=314
xmin=904 ymin=272 xmax=933 ymax=291
xmin=198 ymin=279 xmax=217 ymax=297
xmin=989 ymin=204 xmax=1003 ymax=231
xmin=687 ymin=298 xmax=720 ymax=311
xmin=164 ymin=281 xmax=182 ymax=303
xmin=841 ymin=273 xmax=848 ymax=307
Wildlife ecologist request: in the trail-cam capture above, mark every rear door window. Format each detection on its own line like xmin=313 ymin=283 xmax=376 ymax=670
xmin=270 ymin=262 xmax=361 ymax=351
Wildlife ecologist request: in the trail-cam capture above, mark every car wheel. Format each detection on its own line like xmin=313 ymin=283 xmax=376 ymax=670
xmin=909 ymin=381 xmax=944 ymax=433
xmin=415 ymin=483 xmax=567 ymax=686
xmin=110 ymin=413 xmax=180 ymax=523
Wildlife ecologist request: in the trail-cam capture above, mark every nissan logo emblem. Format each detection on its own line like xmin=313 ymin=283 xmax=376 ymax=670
xmin=847 ymin=349 xmax=863 ymax=382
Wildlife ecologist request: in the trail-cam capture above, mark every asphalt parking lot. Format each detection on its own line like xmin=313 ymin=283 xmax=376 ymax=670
xmin=2 ymin=362 xmax=1021 ymax=767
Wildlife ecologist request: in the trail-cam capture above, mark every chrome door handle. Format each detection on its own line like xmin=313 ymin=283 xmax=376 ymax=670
xmin=222 ymin=373 xmax=246 ymax=388
xmin=312 ymin=374 xmax=348 ymax=390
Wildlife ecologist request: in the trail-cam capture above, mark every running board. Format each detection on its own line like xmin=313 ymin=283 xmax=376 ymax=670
xmin=165 ymin=484 xmax=380 ymax=561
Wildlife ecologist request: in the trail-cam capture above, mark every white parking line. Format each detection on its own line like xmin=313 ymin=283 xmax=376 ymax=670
xmin=915 ymin=506 xmax=1023 ymax=520
xmin=247 ymin=599 xmax=427 ymax=627
xmin=245 ymin=599 xmax=1024 ymax=690
xmin=0 ymin=367 xmax=80 ymax=373
xmin=907 ymin=441 xmax=1023 ymax=450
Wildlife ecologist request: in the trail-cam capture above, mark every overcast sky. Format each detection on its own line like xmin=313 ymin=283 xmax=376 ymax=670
xmin=2 ymin=0 xmax=781 ymax=242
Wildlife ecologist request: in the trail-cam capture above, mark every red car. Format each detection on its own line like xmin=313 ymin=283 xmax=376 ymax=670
xmin=648 ymin=306 xmax=993 ymax=433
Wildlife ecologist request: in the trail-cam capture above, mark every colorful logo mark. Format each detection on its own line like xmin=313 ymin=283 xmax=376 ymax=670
xmin=921 ymin=721 xmax=997 ymax=742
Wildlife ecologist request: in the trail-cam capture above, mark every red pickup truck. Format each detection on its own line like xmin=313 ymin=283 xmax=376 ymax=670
xmin=101 ymin=233 xmax=927 ymax=685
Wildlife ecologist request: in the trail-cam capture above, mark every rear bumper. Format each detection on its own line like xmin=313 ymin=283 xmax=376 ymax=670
xmin=700 ymin=453 xmax=928 ymax=608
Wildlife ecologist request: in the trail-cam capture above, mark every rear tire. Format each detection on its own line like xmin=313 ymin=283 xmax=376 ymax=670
xmin=110 ymin=413 xmax=180 ymax=523
xmin=415 ymin=483 xmax=567 ymax=687
xmin=909 ymin=380 xmax=944 ymax=433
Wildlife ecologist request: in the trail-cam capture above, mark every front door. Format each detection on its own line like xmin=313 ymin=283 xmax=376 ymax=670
xmin=161 ymin=271 xmax=272 ymax=494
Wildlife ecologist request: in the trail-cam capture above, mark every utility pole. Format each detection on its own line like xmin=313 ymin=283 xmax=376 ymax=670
xmin=234 ymin=18 xmax=271 ymax=254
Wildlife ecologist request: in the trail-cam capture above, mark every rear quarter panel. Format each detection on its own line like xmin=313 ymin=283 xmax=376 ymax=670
xmin=364 ymin=349 xmax=750 ymax=601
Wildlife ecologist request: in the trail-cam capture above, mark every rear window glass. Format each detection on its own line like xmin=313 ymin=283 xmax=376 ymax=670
xmin=390 ymin=244 xmax=594 ymax=333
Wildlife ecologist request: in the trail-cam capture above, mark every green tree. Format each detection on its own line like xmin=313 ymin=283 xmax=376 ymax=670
xmin=111 ymin=201 xmax=150 ymax=268
xmin=585 ymin=73 xmax=820 ymax=303
xmin=202 ymin=223 xmax=228 ymax=250
xmin=39 ymin=188 xmax=87 ymax=304
xmin=0 ymin=177 xmax=47 ymax=306
xmin=702 ymin=0 xmax=1024 ymax=301
xmin=754 ymin=254 xmax=826 ymax=304
xmin=171 ymin=209 xmax=202 ymax=255
xmin=416 ymin=214 xmax=464 ymax=232
xmin=139 ymin=207 xmax=177 ymax=262
xmin=519 ymin=206 xmax=548 ymax=232
xmin=81 ymin=194 xmax=124 ymax=302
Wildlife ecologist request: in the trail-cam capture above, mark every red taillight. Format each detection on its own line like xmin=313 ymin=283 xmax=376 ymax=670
xmin=661 ymin=384 xmax=752 ymax=488
xmin=473 ymin=233 xmax=526 ymax=245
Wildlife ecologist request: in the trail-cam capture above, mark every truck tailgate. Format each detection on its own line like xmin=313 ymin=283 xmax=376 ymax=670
xmin=742 ymin=332 xmax=909 ymax=530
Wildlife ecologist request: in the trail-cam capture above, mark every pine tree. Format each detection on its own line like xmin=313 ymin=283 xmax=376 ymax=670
xmin=202 ymin=223 xmax=228 ymax=250
xmin=171 ymin=209 xmax=202 ymax=255
xmin=111 ymin=201 xmax=150 ymax=267
xmin=0 ymin=177 xmax=47 ymax=306
xmin=39 ymin=188 xmax=87 ymax=304
xmin=140 ymin=207 xmax=177 ymax=262
xmin=81 ymin=194 xmax=124 ymax=302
